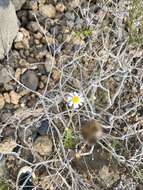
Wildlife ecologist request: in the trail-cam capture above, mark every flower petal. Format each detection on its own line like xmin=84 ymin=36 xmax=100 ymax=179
xmin=66 ymin=96 xmax=72 ymax=102
xmin=68 ymin=102 xmax=73 ymax=107
xmin=73 ymin=103 xmax=79 ymax=109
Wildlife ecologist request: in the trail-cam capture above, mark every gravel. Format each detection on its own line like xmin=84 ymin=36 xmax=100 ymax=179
xmin=33 ymin=135 xmax=53 ymax=157
xmin=39 ymin=4 xmax=56 ymax=18
xmin=0 ymin=68 xmax=11 ymax=85
xmin=20 ymin=70 xmax=39 ymax=91
xmin=0 ymin=94 xmax=5 ymax=110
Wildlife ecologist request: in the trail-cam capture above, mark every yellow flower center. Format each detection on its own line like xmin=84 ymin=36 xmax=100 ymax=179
xmin=72 ymin=96 xmax=80 ymax=103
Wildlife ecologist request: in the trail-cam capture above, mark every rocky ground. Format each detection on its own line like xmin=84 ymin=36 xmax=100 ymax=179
xmin=0 ymin=0 xmax=143 ymax=189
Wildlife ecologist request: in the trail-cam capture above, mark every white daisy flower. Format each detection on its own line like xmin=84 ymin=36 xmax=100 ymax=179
xmin=66 ymin=92 xmax=84 ymax=110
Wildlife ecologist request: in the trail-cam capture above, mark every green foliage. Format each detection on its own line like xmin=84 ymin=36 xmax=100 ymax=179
xmin=63 ymin=128 xmax=74 ymax=149
xmin=127 ymin=0 xmax=143 ymax=43
xmin=75 ymin=27 xmax=93 ymax=38
xmin=0 ymin=179 xmax=9 ymax=190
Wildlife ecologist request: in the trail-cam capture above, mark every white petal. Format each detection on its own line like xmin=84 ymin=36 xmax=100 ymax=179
xmin=69 ymin=92 xmax=74 ymax=96
xmin=73 ymin=103 xmax=79 ymax=109
xmin=80 ymin=97 xmax=84 ymax=102
xmin=73 ymin=92 xmax=78 ymax=96
xmin=68 ymin=102 xmax=73 ymax=107
xmin=79 ymin=102 xmax=83 ymax=106
xmin=66 ymin=96 xmax=72 ymax=102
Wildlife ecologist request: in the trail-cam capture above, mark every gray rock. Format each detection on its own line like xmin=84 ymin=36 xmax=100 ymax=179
xmin=33 ymin=135 xmax=53 ymax=157
xmin=26 ymin=21 xmax=39 ymax=32
xmin=20 ymin=70 xmax=39 ymax=91
xmin=0 ymin=0 xmax=18 ymax=60
xmin=0 ymin=68 xmax=11 ymax=84
xmin=39 ymin=4 xmax=56 ymax=18
xmin=11 ymin=0 xmax=26 ymax=10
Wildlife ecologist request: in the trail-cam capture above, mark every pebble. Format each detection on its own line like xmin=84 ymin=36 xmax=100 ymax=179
xmin=39 ymin=81 xmax=44 ymax=89
xmin=15 ymin=68 xmax=21 ymax=81
xmin=28 ymin=0 xmax=38 ymax=11
xmin=72 ymin=36 xmax=85 ymax=46
xmin=0 ymin=138 xmax=16 ymax=154
xmin=70 ymin=0 xmax=81 ymax=8
xmin=99 ymin=165 xmax=119 ymax=187
xmin=0 ymin=94 xmax=5 ymax=110
xmin=3 ymin=93 xmax=11 ymax=104
xmin=0 ymin=68 xmax=11 ymax=85
xmin=37 ymin=120 xmax=49 ymax=135
xmin=33 ymin=135 xmax=53 ymax=157
xmin=9 ymin=91 xmax=21 ymax=105
xmin=44 ymin=54 xmax=56 ymax=73
xmin=45 ymin=36 xmax=56 ymax=45
xmin=26 ymin=21 xmax=39 ymax=32
xmin=65 ymin=12 xmax=75 ymax=21
xmin=34 ymin=32 xmax=43 ymax=40
xmin=39 ymin=4 xmax=56 ymax=18
xmin=3 ymin=83 xmax=14 ymax=91
xmin=18 ymin=59 xmax=29 ymax=67
xmin=52 ymin=69 xmax=61 ymax=81
xmin=14 ymin=28 xmax=30 ymax=49
xmin=37 ymin=0 xmax=46 ymax=4
xmin=20 ymin=70 xmax=39 ymax=91
xmin=56 ymin=3 xmax=65 ymax=13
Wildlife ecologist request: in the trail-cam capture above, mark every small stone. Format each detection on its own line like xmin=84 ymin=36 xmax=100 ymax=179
xmin=0 ymin=94 xmax=5 ymax=110
xmin=3 ymin=93 xmax=10 ymax=104
xmin=14 ymin=32 xmax=24 ymax=42
xmin=40 ymin=75 xmax=48 ymax=83
xmin=72 ymin=36 xmax=85 ymax=46
xmin=27 ymin=21 xmax=39 ymax=32
xmin=41 ymin=36 xmax=55 ymax=45
xmin=27 ymin=0 xmax=38 ymax=11
xmin=33 ymin=135 xmax=53 ymax=157
xmin=10 ymin=91 xmax=21 ymax=105
xmin=39 ymin=4 xmax=56 ymax=18
xmin=56 ymin=3 xmax=65 ymax=13
xmin=34 ymin=32 xmax=43 ymax=40
xmin=4 ymin=83 xmax=14 ymax=91
xmin=0 ymin=68 xmax=11 ymax=85
xmin=35 ymin=49 xmax=47 ymax=60
xmin=20 ymin=70 xmax=39 ymax=91
xmin=65 ymin=12 xmax=75 ymax=21
xmin=39 ymin=81 xmax=44 ymax=89
xmin=70 ymin=0 xmax=80 ymax=8
xmin=52 ymin=69 xmax=61 ymax=81
xmin=99 ymin=165 xmax=119 ymax=187
xmin=14 ymin=28 xmax=30 ymax=49
xmin=0 ymin=138 xmax=16 ymax=154
xmin=15 ymin=68 xmax=21 ymax=81
xmin=18 ymin=59 xmax=30 ymax=67
xmin=37 ymin=120 xmax=49 ymax=135
xmin=34 ymin=39 xmax=40 ymax=45
xmin=46 ymin=36 xmax=56 ymax=45
xmin=37 ymin=0 xmax=46 ymax=4
xmin=44 ymin=54 xmax=56 ymax=73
